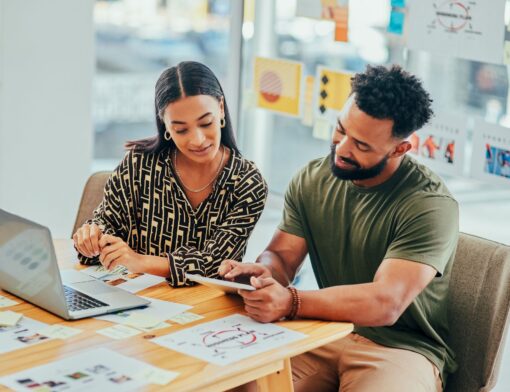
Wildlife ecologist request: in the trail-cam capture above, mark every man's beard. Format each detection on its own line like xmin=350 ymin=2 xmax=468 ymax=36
xmin=329 ymin=145 xmax=389 ymax=180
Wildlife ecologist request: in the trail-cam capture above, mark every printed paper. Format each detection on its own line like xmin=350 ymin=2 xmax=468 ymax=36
xmin=0 ymin=317 xmax=51 ymax=354
xmin=408 ymin=114 xmax=467 ymax=176
xmin=407 ymin=0 xmax=506 ymax=64
xmin=38 ymin=324 xmax=83 ymax=340
xmin=96 ymin=324 xmax=141 ymax=340
xmin=81 ymin=265 xmax=165 ymax=293
xmin=471 ymin=120 xmax=510 ymax=185
xmin=152 ymin=314 xmax=306 ymax=365
xmin=315 ymin=66 xmax=352 ymax=121
xmin=254 ymin=57 xmax=303 ymax=117
xmin=0 ymin=295 xmax=19 ymax=308
xmin=0 ymin=348 xmax=179 ymax=391
xmin=168 ymin=312 xmax=205 ymax=325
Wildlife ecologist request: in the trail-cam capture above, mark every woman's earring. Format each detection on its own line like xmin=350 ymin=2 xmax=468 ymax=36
xmin=164 ymin=130 xmax=171 ymax=141
xmin=220 ymin=117 xmax=226 ymax=128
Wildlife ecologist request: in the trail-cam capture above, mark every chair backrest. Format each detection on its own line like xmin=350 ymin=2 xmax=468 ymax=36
xmin=446 ymin=233 xmax=510 ymax=392
xmin=71 ymin=171 xmax=111 ymax=237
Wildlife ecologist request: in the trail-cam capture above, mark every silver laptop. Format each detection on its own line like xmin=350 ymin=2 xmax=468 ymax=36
xmin=0 ymin=209 xmax=149 ymax=320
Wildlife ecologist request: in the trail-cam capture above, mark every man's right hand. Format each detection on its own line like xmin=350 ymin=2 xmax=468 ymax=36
xmin=218 ymin=260 xmax=272 ymax=281
xmin=73 ymin=223 xmax=103 ymax=258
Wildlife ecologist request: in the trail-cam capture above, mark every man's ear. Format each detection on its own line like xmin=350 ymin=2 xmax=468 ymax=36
xmin=390 ymin=140 xmax=412 ymax=158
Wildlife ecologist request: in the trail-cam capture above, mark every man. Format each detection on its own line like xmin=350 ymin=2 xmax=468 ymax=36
xmin=220 ymin=65 xmax=458 ymax=392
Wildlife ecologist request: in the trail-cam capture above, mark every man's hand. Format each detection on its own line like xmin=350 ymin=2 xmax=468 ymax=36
xmin=98 ymin=234 xmax=147 ymax=273
xmin=238 ymin=277 xmax=293 ymax=323
xmin=218 ymin=260 xmax=272 ymax=281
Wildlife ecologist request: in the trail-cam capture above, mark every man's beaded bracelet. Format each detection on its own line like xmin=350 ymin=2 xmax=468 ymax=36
xmin=286 ymin=286 xmax=301 ymax=320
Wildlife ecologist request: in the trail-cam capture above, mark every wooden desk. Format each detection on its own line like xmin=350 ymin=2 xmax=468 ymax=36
xmin=0 ymin=240 xmax=353 ymax=391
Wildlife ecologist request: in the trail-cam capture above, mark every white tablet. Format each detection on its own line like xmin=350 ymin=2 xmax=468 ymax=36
xmin=185 ymin=273 xmax=255 ymax=294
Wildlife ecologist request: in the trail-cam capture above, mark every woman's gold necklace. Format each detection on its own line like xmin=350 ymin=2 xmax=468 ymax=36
xmin=173 ymin=146 xmax=225 ymax=193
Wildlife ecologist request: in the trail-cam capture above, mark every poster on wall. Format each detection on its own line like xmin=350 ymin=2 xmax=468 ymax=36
xmin=406 ymin=0 xmax=506 ymax=64
xmin=314 ymin=66 xmax=352 ymax=122
xmin=471 ymin=120 xmax=510 ymax=185
xmin=302 ymin=75 xmax=315 ymax=126
xmin=408 ymin=114 xmax=467 ymax=176
xmin=253 ymin=57 xmax=303 ymax=117
xmin=296 ymin=0 xmax=346 ymax=20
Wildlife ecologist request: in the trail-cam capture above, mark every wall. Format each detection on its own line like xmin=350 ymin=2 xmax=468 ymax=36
xmin=0 ymin=0 xmax=94 ymax=237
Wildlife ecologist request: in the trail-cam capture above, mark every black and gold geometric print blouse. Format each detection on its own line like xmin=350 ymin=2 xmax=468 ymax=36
xmin=78 ymin=148 xmax=268 ymax=287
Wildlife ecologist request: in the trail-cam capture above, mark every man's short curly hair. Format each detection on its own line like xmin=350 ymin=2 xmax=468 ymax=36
xmin=351 ymin=65 xmax=433 ymax=139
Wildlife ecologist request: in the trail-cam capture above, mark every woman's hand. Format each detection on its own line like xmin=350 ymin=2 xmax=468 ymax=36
xmin=73 ymin=223 xmax=103 ymax=258
xmin=98 ymin=234 xmax=147 ymax=273
xmin=218 ymin=259 xmax=272 ymax=281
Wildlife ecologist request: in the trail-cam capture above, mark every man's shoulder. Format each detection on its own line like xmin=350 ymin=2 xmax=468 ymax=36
xmin=398 ymin=155 xmax=458 ymax=209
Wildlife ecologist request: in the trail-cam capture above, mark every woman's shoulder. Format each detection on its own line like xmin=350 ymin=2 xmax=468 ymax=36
xmin=120 ymin=148 xmax=168 ymax=170
xmin=230 ymin=151 xmax=265 ymax=182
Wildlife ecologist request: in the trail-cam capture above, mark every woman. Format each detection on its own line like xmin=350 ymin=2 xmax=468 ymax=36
xmin=73 ymin=61 xmax=268 ymax=287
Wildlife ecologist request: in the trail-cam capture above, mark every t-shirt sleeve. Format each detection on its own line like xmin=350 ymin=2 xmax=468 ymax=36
xmin=277 ymin=169 xmax=305 ymax=238
xmin=384 ymin=195 xmax=459 ymax=276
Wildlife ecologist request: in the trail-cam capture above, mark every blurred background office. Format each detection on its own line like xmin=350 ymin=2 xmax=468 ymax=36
xmin=0 ymin=1 xmax=509 ymax=389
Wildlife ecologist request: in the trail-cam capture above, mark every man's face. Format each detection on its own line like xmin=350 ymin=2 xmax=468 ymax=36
xmin=330 ymin=96 xmax=401 ymax=181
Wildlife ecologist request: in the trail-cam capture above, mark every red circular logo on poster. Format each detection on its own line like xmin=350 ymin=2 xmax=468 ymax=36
xmin=260 ymin=71 xmax=282 ymax=103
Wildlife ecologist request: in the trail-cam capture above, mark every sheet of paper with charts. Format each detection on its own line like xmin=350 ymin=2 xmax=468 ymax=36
xmin=81 ymin=265 xmax=165 ymax=293
xmin=0 ymin=348 xmax=179 ymax=391
xmin=152 ymin=314 xmax=307 ymax=365
xmin=0 ymin=317 xmax=52 ymax=355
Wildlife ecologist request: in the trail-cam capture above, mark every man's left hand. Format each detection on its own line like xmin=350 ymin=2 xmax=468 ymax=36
xmin=238 ymin=277 xmax=293 ymax=323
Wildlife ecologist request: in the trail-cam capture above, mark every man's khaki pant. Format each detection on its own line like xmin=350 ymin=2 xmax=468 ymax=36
xmin=291 ymin=333 xmax=442 ymax=392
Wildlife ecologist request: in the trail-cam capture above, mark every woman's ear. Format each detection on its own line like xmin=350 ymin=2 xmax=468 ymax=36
xmin=219 ymin=96 xmax=225 ymax=118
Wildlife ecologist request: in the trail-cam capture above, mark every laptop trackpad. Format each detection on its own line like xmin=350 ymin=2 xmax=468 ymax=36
xmin=72 ymin=281 xmax=116 ymax=295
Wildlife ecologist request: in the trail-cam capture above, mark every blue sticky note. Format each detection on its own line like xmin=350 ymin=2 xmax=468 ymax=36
xmin=388 ymin=10 xmax=405 ymax=35
xmin=391 ymin=0 xmax=405 ymax=7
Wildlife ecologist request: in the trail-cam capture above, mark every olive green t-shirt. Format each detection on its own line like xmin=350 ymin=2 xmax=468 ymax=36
xmin=278 ymin=154 xmax=458 ymax=384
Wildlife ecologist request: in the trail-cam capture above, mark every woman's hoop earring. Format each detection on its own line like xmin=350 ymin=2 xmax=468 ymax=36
xmin=164 ymin=130 xmax=171 ymax=141
xmin=220 ymin=118 xmax=226 ymax=128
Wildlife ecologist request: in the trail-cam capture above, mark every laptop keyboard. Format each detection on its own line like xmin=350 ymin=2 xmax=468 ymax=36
xmin=63 ymin=285 xmax=108 ymax=312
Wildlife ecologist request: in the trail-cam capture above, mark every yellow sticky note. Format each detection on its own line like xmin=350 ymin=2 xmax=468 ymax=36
xmin=0 ymin=295 xmax=19 ymax=308
xmin=302 ymin=75 xmax=315 ymax=127
xmin=134 ymin=367 xmax=179 ymax=385
xmin=38 ymin=324 xmax=83 ymax=339
xmin=0 ymin=310 xmax=23 ymax=326
xmin=168 ymin=312 xmax=204 ymax=325
xmin=96 ymin=324 xmax=141 ymax=339
xmin=121 ymin=313 xmax=164 ymax=330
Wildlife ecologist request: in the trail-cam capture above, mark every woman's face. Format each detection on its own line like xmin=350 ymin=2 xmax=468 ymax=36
xmin=163 ymin=95 xmax=224 ymax=164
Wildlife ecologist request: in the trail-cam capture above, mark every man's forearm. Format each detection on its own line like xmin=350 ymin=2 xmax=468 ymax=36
xmin=298 ymin=282 xmax=403 ymax=327
xmin=256 ymin=250 xmax=294 ymax=286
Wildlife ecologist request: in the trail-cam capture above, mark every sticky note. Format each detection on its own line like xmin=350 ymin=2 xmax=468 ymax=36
xmin=0 ymin=310 xmax=23 ymax=326
xmin=0 ymin=295 xmax=19 ymax=308
xmin=388 ymin=10 xmax=405 ymax=35
xmin=38 ymin=324 xmax=83 ymax=339
xmin=121 ymin=314 xmax=164 ymax=330
xmin=96 ymin=324 xmax=141 ymax=339
xmin=391 ymin=0 xmax=405 ymax=7
xmin=134 ymin=367 xmax=179 ymax=385
xmin=168 ymin=312 xmax=204 ymax=325
xmin=312 ymin=119 xmax=332 ymax=141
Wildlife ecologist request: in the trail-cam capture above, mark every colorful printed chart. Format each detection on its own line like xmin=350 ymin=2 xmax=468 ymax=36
xmin=315 ymin=66 xmax=352 ymax=121
xmin=407 ymin=0 xmax=506 ymax=64
xmin=152 ymin=314 xmax=306 ymax=366
xmin=471 ymin=120 xmax=510 ymax=185
xmin=408 ymin=114 xmax=467 ymax=176
xmin=254 ymin=57 xmax=303 ymax=117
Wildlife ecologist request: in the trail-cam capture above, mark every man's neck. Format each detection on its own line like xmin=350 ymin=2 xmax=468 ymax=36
xmin=352 ymin=155 xmax=404 ymax=188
